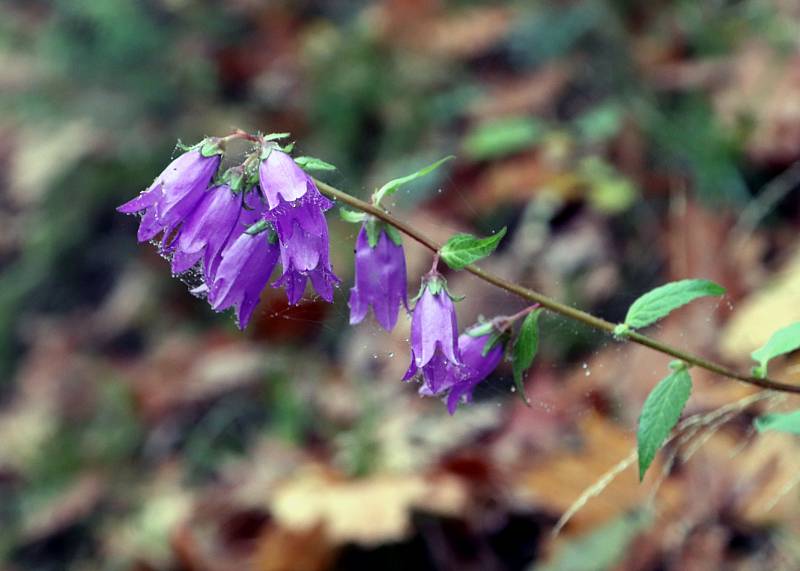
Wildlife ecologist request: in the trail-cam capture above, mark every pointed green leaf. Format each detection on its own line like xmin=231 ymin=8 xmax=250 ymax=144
xmin=754 ymin=409 xmax=800 ymax=435
xmin=624 ymin=279 xmax=725 ymax=330
xmin=294 ymin=156 xmax=337 ymax=172
xmin=511 ymin=309 xmax=542 ymax=405
xmin=637 ymin=368 xmax=692 ymax=480
xmin=373 ymin=156 xmax=454 ymax=205
xmin=440 ymin=227 xmax=507 ymax=270
xmin=750 ymin=322 xmax=800 ymax=378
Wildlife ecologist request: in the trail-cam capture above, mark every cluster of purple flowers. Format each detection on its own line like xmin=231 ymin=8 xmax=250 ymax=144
xmin=118 ymin=137 xmax=337 ymax=329
xmin=119 ymin=134 xmax=505 ymax=412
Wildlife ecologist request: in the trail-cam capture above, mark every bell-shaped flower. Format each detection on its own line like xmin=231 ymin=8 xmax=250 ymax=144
xmin=207 ymin=229 xmax=280 ymax=330
xmin=403 ymin=273 xmax=462 ymax=394
xmin=117 ymin=141 xmax=222 ymax=248
xmin=258 ymin=148 xmax=339 ymax=304
xmin=169 ymin=184 xmax=242 ymax=279
xmin=348 ymin=223 xmax=408 ymax=331
xmin=444 ymin=326 xmax=505 ymax=414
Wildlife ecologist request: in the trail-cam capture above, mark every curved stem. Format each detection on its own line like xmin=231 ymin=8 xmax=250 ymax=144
xmin=314 ymin=178 xmax=800 ymax=395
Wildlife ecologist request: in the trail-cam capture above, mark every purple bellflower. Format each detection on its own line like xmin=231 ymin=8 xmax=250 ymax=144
xmin=403 ymin=272 xmax=462 ymax=394
xmin=444 ymin=326 xmax=505 ymax=414
xmin=169 ymin=184 xmax=242 ymax=279
xmin=207 ymin=229 xmax=280 ymax=330
xmin=348 ymin=222 xmax=408 ymax=331
xmin=258 ymin=147 xmax=339 ymax=304
xmin=117 ymin=141 xmax=222 ymax=249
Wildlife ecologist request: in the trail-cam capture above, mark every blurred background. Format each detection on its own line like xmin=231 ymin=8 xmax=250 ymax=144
xmin=2 ymin=0 xmax=800 ymax=569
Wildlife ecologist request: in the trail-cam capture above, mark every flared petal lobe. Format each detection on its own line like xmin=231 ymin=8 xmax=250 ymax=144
xmin=169 ymin=184 xmax=242 ymax=277
xmin=208 ymin=232 xmax=280 ymax=330
xmin=445 ymin=331 xmax=504 ymax=414
xmin=403 ymin=275 xmax=462 ymax=393
xmin=409 ymin=283 xmax=459 ymax=367
xmin=348 ymin=226 xmax=408 ymax=331
xmin=117 ymin=147 xmax=221 ymax=248
xmin=258 ymin=149 xmax=340 ymax=304
xmin=258 ymin=149 xmax=311 ymax=209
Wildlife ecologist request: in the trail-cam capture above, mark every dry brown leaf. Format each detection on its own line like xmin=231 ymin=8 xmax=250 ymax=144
xmin=269 ymin=466 xmax=469 ymax=547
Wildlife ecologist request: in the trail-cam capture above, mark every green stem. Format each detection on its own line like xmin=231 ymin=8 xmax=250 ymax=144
xmin=314 ymin=178 xmax=800 ymax=395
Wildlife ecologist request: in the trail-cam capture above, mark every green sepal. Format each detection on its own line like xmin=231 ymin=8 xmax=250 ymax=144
xmin=246 ymin=220 xmax=270 ymax=236
xmin=364 ymin=218 xmax=383 ymax=248
xmin=295 ymin=156 xmax=337 ymax=172
xmin=263 ymin=132 xmax=291 ymax=142
xmin=200 ymin=137 xmax=225 ymax=157
xmin=426 ymin=275 xmax=444 ymax=296
xmin=481 ymin=328 xmax=509 ymax=357
xmin=464 ymin=319 xmax=507 ymax=355
xmin=410 ymin=280 xmax=427 ymax=304
xmin=466 ymin=321 xmax=495 ymax=338
xmin=384 ymin=225 xmax=403 ymax=246
xmin=266 ymin=225 xmax=279 ymax=245
xmin=340 ymin=208 xmax=367 ymax=224
xmin=442 ymin=281 xmax=465 ymax=302
xmin=222 ymin=166 xmax=247 ymax=193
xmin=280 ymin=142 xmax=295 ymax=154
xmin=259 ymin=144 xmax=273 ymax=161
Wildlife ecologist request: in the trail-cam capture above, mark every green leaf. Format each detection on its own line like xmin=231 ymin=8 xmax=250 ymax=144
xmin=440 ymin=227 xmax=507 ymax=270
xmin=511 ymin=309 xmax=542 ymax=405
xmin=754 ymin=409 xmax=800 ymax=435
xmin=637 ymin=368 xmax=692 ymax=480
xmin=750 ymin=322 xmax=800 ymax=378
xmin=624 ymin=279 xmax=726 ymax=330
xmin=339 ymin=208 xmax=366 ymax=224
xmin=294 ymin=156 xmax=337 ymax=172
xmin=373 ymin=156 xmax=454 ymax=205
xmin=463 ymin=117 xmax=545 ymax=160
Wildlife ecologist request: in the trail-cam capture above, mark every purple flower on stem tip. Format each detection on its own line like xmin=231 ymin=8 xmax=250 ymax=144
xmin=117 ymin=144 xmax=222 ymax=248
xmin=169 ymin=184 xmax=242 ymax=278
xmin=445 ymin=328 xmax=504 ymax=414
xmin=258 ymin=148 xmax=339 ymax=304
xmin=348 ymin=224 xmax=408 ymax=331
xmin=403 ymin=273 xmax=462 ymax=394
xmin=208 ymin=230 xmax=280 ymax=330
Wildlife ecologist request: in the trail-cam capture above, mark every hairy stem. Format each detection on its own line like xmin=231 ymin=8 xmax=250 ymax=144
xmin=314 ymin=178 xmax=800 ymax=395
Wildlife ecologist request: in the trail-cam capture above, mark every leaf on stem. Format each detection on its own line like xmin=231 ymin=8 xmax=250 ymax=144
xmin=754 ymin=409 xmax=800 ymax=434
xmin=624 ymin=279 xmax=725 ymax=330
xmin=637 ymin=367 xmax=692 ymax=480
xmin=372 ymin=156 xmax=454 ymax=205
xmin=511 ymin=308 xmax=542 ymax=405
xmin=750 ymin=322 xmax=800 ymax=378
xmin=440 ymin=227 xmax=507 ymax=270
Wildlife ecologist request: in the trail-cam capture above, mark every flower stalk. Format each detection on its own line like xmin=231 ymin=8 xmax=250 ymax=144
xmin=311 ymin=177 xmax=800 ymax=395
